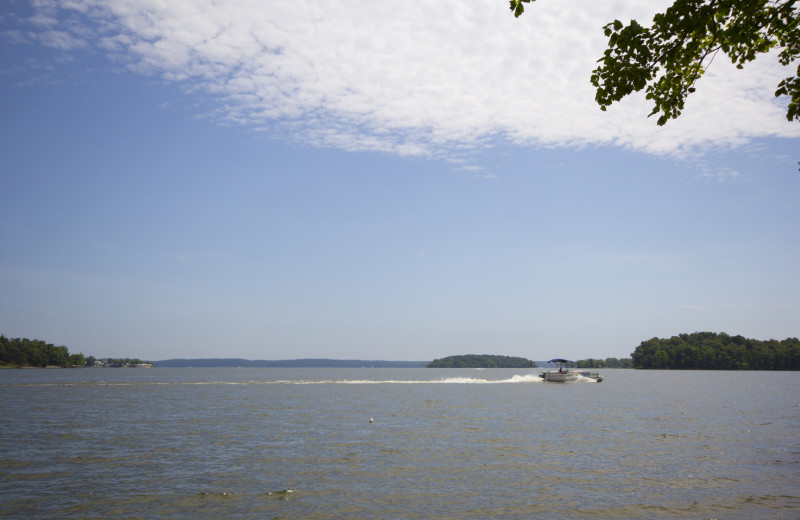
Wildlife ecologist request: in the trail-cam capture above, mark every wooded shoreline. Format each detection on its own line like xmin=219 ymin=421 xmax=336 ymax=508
xmin=4 ymin=332 xmax=799 ymax=370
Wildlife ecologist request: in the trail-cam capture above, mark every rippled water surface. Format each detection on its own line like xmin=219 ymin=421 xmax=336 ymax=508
xmin=1 ymin=368 xmax=798 ymax=519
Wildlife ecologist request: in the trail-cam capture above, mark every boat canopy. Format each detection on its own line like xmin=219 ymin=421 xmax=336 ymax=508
xmin=548 ymin=358 xmax=573 ymax=364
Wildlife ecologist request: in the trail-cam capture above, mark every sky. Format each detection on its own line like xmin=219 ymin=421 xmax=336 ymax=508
xmin=1 ymin=0 xmax=799 ymax=362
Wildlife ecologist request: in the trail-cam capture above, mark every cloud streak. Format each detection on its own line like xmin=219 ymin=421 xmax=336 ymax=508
xmin=14 ymin=0 xmax=800 ymax=156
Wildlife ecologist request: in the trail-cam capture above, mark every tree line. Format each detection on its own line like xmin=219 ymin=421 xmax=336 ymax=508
xmin=631 ymin=332 xmax=800 ymax=370
xmin=427 ymin=355 xmax=537 ymax=368
xmin=0 ymin=335 xmax=85 ymax=368
xmin=574 ymin=357 xmax=633 ymax=369
xmin=155 ymin=358 xmax=428 ymax=368
xmin=0 ymin=335 xmax=147 ymax=368
xmin=103 ymin=358 xmax=150 ymax=367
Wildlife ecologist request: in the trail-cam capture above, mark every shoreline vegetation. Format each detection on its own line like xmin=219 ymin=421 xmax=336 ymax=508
xmin=426 ymin=356 xmax=634 ymax=369
xmin=154 ymin=358 xmax=429 ymax=368
xmin=3 ymin=332 xmax=798 ymax=370
xmin=427 ymin=355 xmax=537 ymax=368
xmin=631 ymin=332 xmax=800 ymax=370
xmin=0 ymin=335 xmax=150 ymax=368
xmin=571 ymin=357 xmax=632 ymax=369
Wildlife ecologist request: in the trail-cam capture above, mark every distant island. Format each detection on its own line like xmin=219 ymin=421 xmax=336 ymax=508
xmin=427 ymin=355 xmax=537 ymax=368
xmin=632 ymin=332 xmax=800 ymax=370
xmin=154 ymin=358 xmax=428 ymax=368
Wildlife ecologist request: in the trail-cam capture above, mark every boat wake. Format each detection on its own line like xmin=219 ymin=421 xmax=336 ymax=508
xmin=6 ymin=375 xmax=547 ymax=387
xmin=421 ymin=374 xmax=543 ymax=384
xmin=7 ymin=374 xmax=608 ymax=387
xmin=273 ymin=375 xmax=546 ymax=384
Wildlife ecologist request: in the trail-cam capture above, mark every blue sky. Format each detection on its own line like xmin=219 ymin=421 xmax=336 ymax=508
xmin=1 ymin=0 xmax=798 ymax=361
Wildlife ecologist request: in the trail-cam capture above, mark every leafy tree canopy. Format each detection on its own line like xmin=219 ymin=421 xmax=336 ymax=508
xmin=0 ymin=334 xmax=148 ymax=368
xmin=631 ymin=332 xmax=800 ymax=369
xmin=510 ymin=0 xmax=799 ymax=125
xmin=1 ymin=335 xmax=74 ymax=368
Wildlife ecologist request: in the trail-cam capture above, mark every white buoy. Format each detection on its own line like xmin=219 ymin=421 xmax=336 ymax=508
xmin=369 ymin=417 xmax=374 ymax=423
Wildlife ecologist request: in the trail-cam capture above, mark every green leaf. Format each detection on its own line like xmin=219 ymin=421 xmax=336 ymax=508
xmin=510 ymin=0 xmax=799 ymax=126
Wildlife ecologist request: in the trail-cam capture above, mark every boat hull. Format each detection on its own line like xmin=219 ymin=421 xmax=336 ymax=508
xmin=539 ymin=370 xmax=579 ymax=382
xmin=539 ymin=370 xmax=603 ymax=382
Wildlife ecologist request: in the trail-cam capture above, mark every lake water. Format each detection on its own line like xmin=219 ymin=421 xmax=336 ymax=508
xmin=1 ymin=368 xmax=798 ymax=519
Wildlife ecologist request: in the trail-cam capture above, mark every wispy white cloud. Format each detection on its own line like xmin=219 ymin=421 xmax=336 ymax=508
xmin=697 ymin=167 xmax=741 ymax=183
xmin=14 ymin=0 xmax=800 ymax=157
xmin=1 ymin=29 xmax=29 ymax=44
xmin=35 ymin=29 xmax=86 ymax=49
